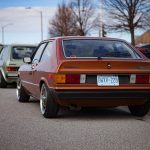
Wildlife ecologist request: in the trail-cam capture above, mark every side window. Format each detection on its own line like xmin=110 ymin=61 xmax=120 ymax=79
xmin=32 ymin=43 xmax=47 ymax=64
xmin=0 ymin=47 xmax=8 ymax=60
xmin=40 ymin=42 xmax=53 ymax=62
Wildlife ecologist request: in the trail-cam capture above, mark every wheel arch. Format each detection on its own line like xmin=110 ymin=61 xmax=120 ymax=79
xmin=39 ymin=77 xmax=49 ymax=90
xmin=39 ymin=80 xmax=45 ymax=90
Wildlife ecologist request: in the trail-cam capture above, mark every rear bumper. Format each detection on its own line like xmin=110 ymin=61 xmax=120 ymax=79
xmin=4 ymin=73 xmax=18 ymax=83
xmin=51 ymin=89 xmax=150 ymax=100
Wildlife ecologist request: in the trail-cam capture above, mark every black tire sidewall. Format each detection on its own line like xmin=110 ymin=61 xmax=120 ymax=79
xmin=128 ymin=101 xmax=150 ymax=117
xmin=17 ymin=79 xmax=30 ymax=102
xmin=0 ymin=71 xmax=7 ymax=88
xmin=41 ymin=83 xmax=59 ymax=118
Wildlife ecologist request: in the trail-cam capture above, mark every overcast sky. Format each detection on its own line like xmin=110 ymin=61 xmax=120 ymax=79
xmin=0 ymin=0 xmax=141 ymax=45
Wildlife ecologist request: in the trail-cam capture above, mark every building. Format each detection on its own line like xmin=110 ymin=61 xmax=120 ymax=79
xmin=135 ymin=29 xmax=150 ymax=45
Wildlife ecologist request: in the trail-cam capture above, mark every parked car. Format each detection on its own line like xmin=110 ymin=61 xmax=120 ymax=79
xmin=17 ymin=37 xmax=150 ymax=118
xmin=135 ymin=43 xmax=150 ymax=58
xmin=0 ymin=44 xmax=3 ymax=54
xmin=0 ymin=44 xmax=36 ymax=88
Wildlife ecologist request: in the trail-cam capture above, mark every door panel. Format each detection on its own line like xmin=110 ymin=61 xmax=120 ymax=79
xmin=26 ymin=42 xmax=47 ymax=97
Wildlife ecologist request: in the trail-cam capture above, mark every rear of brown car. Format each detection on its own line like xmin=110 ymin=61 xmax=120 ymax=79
xmin=50 ymin=38 xmax=150 ymax=117
xmin=17 ymin=37 xmax=150 ymax=118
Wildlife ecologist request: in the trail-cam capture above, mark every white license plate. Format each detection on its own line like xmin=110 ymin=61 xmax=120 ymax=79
xmin=97 ymin=75 xmax=119 ymax=86
xmin=7 ymin=73 xmax=18 ymax=77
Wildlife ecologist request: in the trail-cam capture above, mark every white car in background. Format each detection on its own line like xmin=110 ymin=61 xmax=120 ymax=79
xmin=0 ymin=44 xmax=36 ymax=88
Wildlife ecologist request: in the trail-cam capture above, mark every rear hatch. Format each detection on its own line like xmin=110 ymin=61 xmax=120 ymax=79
xmin=54 ymin=38 xmax=150 ymax=89
xmin=54 ymin=59 xmax=150 ymax=90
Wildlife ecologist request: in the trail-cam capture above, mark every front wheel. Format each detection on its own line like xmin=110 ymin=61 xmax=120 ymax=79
xmin=0 ymin=72 xmax=7 ymax=88
xmin=128 ymin=101 xmax=150 ymax=117
xmin=40 ymin=83 xmax=59 ymax=118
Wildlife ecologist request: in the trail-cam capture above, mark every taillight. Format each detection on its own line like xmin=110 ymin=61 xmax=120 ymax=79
xmin=54 ymin=74 xmax=86 ymax=84
xmin=6 ymin=66 xmax=18 ymax=71
xmin=54 ymin=74 xmax=66 ymax=83
xmin=66 ymin=74 xmax=80 ymax=84
xmin=136 ymin=75 xmax=149 ymax=84
xmin=130 ymin=74 xmax=150 ymax=84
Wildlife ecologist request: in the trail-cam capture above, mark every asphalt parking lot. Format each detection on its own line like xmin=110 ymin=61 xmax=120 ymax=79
xmin=0 ymin=87 xmax=150 ymax=150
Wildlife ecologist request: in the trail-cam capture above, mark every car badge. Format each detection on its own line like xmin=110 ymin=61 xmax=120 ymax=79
xmin=107 ymin=63 xmax=111 ymax=69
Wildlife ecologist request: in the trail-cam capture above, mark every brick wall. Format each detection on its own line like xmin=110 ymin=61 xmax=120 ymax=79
xmin=135 ymin=29 xmax=150 ymax=45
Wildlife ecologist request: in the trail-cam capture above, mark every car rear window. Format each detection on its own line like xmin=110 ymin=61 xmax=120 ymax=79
xmin=63 ymin=39 xmax=140 ymax=59
xmin=11 ymin=46 xmax=36 ymax=60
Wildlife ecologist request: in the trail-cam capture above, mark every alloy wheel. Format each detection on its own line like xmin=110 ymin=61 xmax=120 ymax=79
xmin=40 ymin=84 xmax=47 ymax=115
xmin=16 ymin=80 xmax=21 ymax=100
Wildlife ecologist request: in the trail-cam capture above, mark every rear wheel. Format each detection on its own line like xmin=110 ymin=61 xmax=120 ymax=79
xmin=16 ymin=79 xmax=30 ymax=102
xmin=128 ymin=101 xmax=150 ymax=117
xmin=40 ymin=83 xmax=59 ymax=118
xmin=0 ymin=71 xmax=7 ymax=88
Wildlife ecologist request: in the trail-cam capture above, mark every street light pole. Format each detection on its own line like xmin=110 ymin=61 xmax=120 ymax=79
xmin=99 ymin=0 xmax=104 ymax=37
xmin=26 ymin=7 xmax=43 ymax=41
xmin=2 ymin=26 xmax=4 ymax=44
xmin=40 ymin=11 xmax=43 ymax=41
xmin=1 ymin=24 xmax=12 ymax=44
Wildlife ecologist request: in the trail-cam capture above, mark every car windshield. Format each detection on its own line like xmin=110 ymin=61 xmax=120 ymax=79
xmin=63 ymin=39 xmax=140 ymax=59
xmin=12 ymin=46 xmax=36 ymax=60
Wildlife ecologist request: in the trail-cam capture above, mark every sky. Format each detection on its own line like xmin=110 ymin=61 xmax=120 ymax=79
xmin=0 ymin=0 xmax=144 ymax=45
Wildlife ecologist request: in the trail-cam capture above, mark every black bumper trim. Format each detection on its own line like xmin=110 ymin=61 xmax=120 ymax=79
xmin=50 ymin=90 xmax=150 ymax=100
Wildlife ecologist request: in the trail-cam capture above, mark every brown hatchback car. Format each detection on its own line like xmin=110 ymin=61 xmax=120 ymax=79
xmin=17 ymin=37 xmax=150 ymax=118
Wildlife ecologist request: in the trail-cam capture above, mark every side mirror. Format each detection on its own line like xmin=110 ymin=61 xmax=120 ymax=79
xmin=23 ymin=57 xmax=31 ymax=64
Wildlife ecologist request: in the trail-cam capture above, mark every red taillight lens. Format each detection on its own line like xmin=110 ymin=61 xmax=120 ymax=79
xmin=54 ymin=74 xmax=86 ymax=84
xmin=6 ymin=66 xmax=18 ymax=71
xmin=136 ymin=75 xmax=149 ymax=84
xmin=66 ymin=74 xmax=80 ymax=84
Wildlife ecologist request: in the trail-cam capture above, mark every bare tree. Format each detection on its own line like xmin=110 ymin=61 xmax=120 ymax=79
xmin=103 ymin=0 xmax=150 ymax=45
xmin=49 ymin=2 xmax=77 ymax=37
xmin=70 ymin=0 xmax=97 ymax=35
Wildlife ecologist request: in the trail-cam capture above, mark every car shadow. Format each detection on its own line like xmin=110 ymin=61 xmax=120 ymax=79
xmin=29 ymin=98 xmax=39 ymax=103
xmin=6 ymin=84 xmax=17 ymax=89
xmin=57 ymin=107 xmax=134 ymax=120
xmin=26 ymin=98 xmax=146 ymax=121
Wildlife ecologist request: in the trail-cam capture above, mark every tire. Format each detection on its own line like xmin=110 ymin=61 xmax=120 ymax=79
xmin=0 ymin=71 xmax=7 ymax=88
xmin=40 ymin=83 xmax=59 ymax=118
xmin=16 ymin=79 xmax=30 ymax=102
xmin=128 ymin=101 xmax=150 ymax=117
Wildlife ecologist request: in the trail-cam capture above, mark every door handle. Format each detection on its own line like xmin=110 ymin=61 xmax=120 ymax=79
xmin=31 ymin=65 xmax=35 ymax=69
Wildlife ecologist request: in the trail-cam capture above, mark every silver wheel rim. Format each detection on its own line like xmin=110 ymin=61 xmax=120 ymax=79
xmin=40 ymin=85 xmax=47 ymax=115
xmin=16 ymin=80 xmax=21 ymax=100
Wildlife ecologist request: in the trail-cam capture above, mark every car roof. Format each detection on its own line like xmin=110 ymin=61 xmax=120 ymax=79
xmin=136 ymin=43 xmax=150 ymax=47
xmin=42 ymin=36 xmax=129 ymax=43
xmin=7 ymin=44 xmax=37 ymax=47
